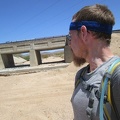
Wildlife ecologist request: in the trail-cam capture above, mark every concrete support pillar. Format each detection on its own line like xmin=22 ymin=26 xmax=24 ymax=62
xmin=0 ymin=54 xmax=5 ymax=69
xmin=36 ymin=51 xmax=42 ymax=64
xmin=64 ymin=46 xmax=73 ymax=63
xmin=0 ymin=54 xmax=15 ymax=69
xmin=30 ymin=50 xmax=42 ymax=67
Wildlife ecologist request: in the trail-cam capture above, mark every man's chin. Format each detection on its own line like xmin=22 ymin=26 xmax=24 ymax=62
xmin=71 ymin=49 xmax=86 ymax=67
xmin=73 ymin=56 xmax=86 ymax=67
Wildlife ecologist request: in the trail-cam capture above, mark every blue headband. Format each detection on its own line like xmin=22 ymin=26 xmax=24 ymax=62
xmin=69 ymin=21 xmax=112 ymax=34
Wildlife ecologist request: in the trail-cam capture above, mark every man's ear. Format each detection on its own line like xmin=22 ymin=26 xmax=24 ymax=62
xmin=80 ymin=25 xmax=88 ymax=43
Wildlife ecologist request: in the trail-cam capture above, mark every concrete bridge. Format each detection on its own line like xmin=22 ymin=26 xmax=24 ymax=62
xmin=0 ymin=35 xmax=72 ymax=69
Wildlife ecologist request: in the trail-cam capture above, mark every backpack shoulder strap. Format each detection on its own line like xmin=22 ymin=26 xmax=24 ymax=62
xmin=99 ymin=58 xmax=120 ymax=120
xmin=110 ymin=64 xmax=120 ymax=120
xmin=75 ymin=65 xmax=89 ymax=89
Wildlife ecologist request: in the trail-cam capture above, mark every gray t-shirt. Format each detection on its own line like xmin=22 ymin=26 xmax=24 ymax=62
xmin=71 ymin=56 xmax=120 ymax=120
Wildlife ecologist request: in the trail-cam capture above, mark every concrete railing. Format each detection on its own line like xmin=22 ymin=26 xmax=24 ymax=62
xmin=0 ymin=35 xmax=72 ymax=69
xmin=112 ymin=30 xmax=120 ymax=33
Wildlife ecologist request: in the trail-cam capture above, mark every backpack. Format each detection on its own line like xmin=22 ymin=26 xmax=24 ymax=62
xmin=99 ymin=58 xmax=120 ymax=120
xmin=75 ymin=58 xmax=120 ymax=120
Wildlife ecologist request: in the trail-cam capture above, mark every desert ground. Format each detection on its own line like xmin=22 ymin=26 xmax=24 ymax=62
xmin=0 ymin=33 xmax=120 ymax=120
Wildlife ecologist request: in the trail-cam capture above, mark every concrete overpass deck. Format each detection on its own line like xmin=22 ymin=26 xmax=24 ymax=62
xmin=0 ymin=35 xmax=67 ymax=54
xmin=0 ymin=35 xmax=72 ymax=69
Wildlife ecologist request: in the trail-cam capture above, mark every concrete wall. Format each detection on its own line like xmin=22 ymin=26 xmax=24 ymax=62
xmin=112 ymin=30 xmax=120 ymax=33
xmin=30 ymin=50 xmax=42 ymax=67
xmin=0 ymin=54 xmax=14 ymax=69
xmin=64 ymin=46 xmax=73 ymax=63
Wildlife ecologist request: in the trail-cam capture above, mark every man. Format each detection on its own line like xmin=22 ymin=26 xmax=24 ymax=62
xmin=68 ymin=4 xmax=120 ymax=120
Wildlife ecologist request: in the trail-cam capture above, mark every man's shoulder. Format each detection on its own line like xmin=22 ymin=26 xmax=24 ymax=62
xmin=75 ymin=64 xmax=89 ymax=80
xmin=111 ymin=61 xmax=120 ymax=79
xmin=109 ymin=57 xmax=120 ymax=85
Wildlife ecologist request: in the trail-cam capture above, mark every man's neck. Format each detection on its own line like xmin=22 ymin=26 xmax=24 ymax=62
xmin=86 ymin=47 xmax=114 ymax=72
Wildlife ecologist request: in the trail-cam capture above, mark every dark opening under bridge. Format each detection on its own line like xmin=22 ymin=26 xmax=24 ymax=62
xmin=0 ymin=35 xmax=72 ymax=69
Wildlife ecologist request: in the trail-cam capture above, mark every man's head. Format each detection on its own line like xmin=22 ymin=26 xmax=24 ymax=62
xmin=72 ymin=4 xmax=115 ymax=42
xmin=69 ymin=4 xmax=115 ymax=66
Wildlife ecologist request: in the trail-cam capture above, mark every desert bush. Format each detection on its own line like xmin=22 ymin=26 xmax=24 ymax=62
xmin=17 ymin=54 xmax=29 ymax=61
xmin=22 ymin=55 xmax=29 ymax=61
xmin=41 ymin=54 xmax=50 ymax=58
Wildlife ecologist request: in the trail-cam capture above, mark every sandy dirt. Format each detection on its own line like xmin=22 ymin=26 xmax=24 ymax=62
xmin=0 ymin=56 xmax=81 ymax=120
xmin=0 ymin=33 xmax=120 ymax=120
